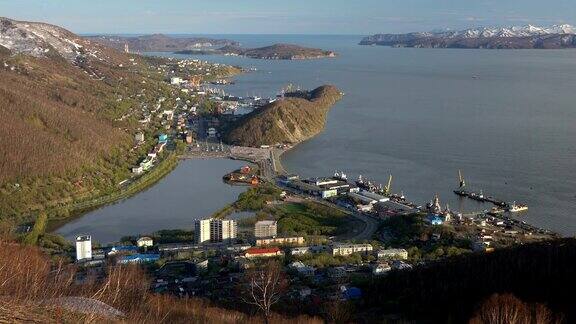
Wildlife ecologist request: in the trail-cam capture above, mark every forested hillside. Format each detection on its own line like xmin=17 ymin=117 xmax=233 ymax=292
xmin=223 ymin=85 xmax=343 ymax=147
xmin=361 ymin=238 xmax=576 ymax=322
xmin=0 ymin=18 xmax=184 ymax=224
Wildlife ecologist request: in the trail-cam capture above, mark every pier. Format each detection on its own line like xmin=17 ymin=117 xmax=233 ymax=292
xmin=453 ymin=171 xmax=526 ymax=212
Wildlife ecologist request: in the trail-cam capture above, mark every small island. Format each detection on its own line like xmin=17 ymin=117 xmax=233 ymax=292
xmin=223 ymin=85 xmax=343 ymax=147
xmin=176 ymin=43 xmax=337 ymax=60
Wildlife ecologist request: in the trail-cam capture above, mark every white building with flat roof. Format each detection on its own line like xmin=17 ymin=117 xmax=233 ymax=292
xmin=76 ymin=235 xmax=92 ymax=261
xmin=136 ymin=237 xmax=154 ymax=248
xmin=377 ymin=248 xmax=408 ymax=260
xmin=347 ymin=192 xmax=377 ymax=205
xmin=196 ymin=219 xmax=237 ymax=244
xmin=254 ymin=220 xmax=278 ymax=238
xmin=358 ymin=190 xmax=389 ymax=203
xmin=331 ymin=243 xmax=373 ymax=256
xmin=211 ymin=219 xmax=237 ymax=243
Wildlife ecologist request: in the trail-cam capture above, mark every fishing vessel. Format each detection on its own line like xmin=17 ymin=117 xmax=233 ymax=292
xmin=355 ymin=175 xmax=377 ymax=192
xmin=333 ymin=171 xmax=348 ymax=181
xmin=508 ymin=202 xmax=528 ymax=213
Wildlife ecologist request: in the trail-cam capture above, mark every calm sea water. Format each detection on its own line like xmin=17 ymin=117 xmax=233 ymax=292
xmin=164 ymin=35 xmax=576 ymax=236
xmin=58 ymin=35 xmax=576 ymax=240
xmin=56 ymin=159 xmax=247 ymax=244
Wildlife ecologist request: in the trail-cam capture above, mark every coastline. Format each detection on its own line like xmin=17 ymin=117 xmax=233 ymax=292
xmin=47 ymin=153 xmax=180 ymax=233
xmin=44 ymin=58 xmax=244 ymax=235
xmin=46 ymin=55 xmax=339 ymax=238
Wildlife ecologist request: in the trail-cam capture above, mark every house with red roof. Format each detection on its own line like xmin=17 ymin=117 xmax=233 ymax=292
xmin=243 ymin=247 xmax=283 ymax=258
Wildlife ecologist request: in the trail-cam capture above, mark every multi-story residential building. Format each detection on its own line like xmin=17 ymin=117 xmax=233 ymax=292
xmin=75 ymin=235 xmax=92 ymax=261
xmin=331 ymin=243 xmax=373 ymax=256
xmin=377 ymin=248 xmax=408 ymax=260
xmin=195 ymin=219 xmax=211 ymax=244
xmin=255 ymin=236 xmax=304 ymax=247
xmin=254 ymin=220 xmax=278 ymax=238
xmin=195 ymin=218 xmax=237 ymax=244
xmin=211 ymin=219 xmax=237 ymax=243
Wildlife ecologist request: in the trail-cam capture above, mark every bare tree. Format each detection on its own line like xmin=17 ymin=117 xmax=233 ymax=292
xmin=240 ymin=260 xmax=288 ymax=323
xmin=322 ymin=299 xmax=354 ymax=324
xmin=469 ymin=293 xmax=562 ymax=324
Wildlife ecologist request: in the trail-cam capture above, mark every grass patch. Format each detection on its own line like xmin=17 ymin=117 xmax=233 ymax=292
xmin=273 ymin=201 xmax=349 ymax=237
xmin=379 ymin=214 xmax=472 ymax=261
xmin=233 ymin=184 xmax=282 ymax=211
xmin=292 ymin=252 xmax=371 ymax=268
xmin=22 ymin=212 xmax=47 ymax=245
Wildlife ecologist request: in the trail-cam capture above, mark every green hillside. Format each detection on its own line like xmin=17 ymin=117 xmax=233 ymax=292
xmin=223 ymin=85 xmax=343 ymax=147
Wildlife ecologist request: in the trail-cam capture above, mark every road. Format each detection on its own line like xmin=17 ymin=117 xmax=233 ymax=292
xmin=317 ymin=199 xmax=380 ymax=241
xmin=184 ymin=117 xmax=379 ymax=241
xmin=278 ymin=183 xmax=381 ymax=242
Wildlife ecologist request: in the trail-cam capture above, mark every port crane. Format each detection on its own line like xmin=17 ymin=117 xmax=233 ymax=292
xmin=458 ymin=170 xmax=466 ymax=189
xmin=383 ymin=174 xmax=392 ymax=196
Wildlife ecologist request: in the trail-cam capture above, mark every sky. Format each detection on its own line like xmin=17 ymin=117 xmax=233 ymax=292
xmin=1 ymin=0 xmax=575 ymax=35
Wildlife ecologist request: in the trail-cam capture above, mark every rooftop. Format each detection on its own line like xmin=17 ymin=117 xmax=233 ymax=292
xmin=256 ymin=220 xmax=277 ymax=226
xmin=245 ymin=247 xmax=281 ymax=255
xmin=333 ymin=243 xmax=373 ymax=249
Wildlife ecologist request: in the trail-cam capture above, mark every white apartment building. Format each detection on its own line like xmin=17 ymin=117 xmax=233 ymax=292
xmin=377 ymin=248 xmax=408 ymax=260
xmin=331 ymin=243 xmax=373 ymax=256
xmin=254 ymin=220 xmax=278 ymax=238
xmin=195 ymin=219 xmax=211 ymax=244
xmin=75 ymin=235 xmax=92 ymax=261
xmin=195 ymin=218 xmax=237 ymax=244
xmin=211 ymin=219 xmax=237 ymax=243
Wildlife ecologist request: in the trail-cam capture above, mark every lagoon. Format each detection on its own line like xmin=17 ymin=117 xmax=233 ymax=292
xmin=55 ymin=159 xmax=247 ymax=244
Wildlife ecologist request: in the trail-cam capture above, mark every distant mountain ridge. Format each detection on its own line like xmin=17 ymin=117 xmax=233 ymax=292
xmin=86 ymin=34 xmax=239 ymax=52
xmin=360 ymin=24 xmax=576 ymax=49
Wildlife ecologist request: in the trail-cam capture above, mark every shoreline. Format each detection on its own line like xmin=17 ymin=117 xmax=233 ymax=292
xmin=47 ymin=153 xmax=180 ymax=233
xmin=47 ymin=141 xmax=296 ymax=239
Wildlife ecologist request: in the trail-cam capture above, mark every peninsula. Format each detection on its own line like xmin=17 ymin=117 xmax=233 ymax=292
xmin=86 ymin=34 xmax=239 ymax=52
xmin=176 ymin=43 xmax=337 ymax=60
xmin=360 ymin=24 xmax=576 ymax=49
xmin=223 ymin=85 xmax=343 ymax=147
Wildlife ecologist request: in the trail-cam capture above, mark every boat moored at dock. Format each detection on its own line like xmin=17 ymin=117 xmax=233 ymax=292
xmin=507 ymin=202 xmax=528 ymax=213
xmin=452 ymin=170 xmax=528 ymax=212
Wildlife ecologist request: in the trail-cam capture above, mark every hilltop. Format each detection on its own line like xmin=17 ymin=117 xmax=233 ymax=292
xmin=177 ymin=43 xmax=337 ymax=60
xmin=86 ymin=34 xmax=239 ymax=52
xmin=223 ymin=85 xmax=343 ymax=147
xmin=360 ymin=24 xmax=576 ymax=49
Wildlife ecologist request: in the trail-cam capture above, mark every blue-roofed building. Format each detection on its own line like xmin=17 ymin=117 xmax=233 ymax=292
xmin=158 ymin=134 xmax=168 ymax=144
xmin=342 ymin=287 xmax=362 ymax=300
xmin=118 ymin=253 xmax=160 ymax=264
xmin=426 ymin=214 xmax=444 ymax=226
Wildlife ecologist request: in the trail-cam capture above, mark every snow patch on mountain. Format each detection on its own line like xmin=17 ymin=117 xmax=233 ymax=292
xmin=429 ymin=24 xmax=575 ymax=39
xmin=0 ymin=17 xmax=101 ymax=62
